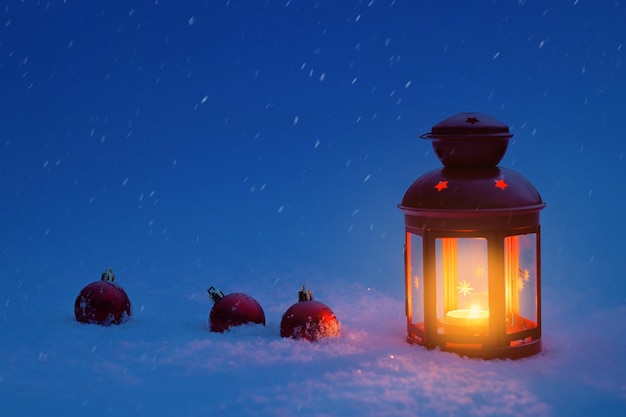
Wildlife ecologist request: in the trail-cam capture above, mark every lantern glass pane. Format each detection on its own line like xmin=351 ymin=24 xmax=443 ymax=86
xmin=504 ymin=233 xmax=538 ymax=334
xmin=435 ymin=237 xmax=489 ymax=335
xmin=409 ymin=233 xmax=424 ymax=326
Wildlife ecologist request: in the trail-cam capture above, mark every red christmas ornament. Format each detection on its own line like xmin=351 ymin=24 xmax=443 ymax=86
xmin=74 ymin=269 xmax=131 ymax=325
xmin=208 ymin=287 xmax=266 ymax=333
xmin=280 ymin=286 xmax=340 ymax=341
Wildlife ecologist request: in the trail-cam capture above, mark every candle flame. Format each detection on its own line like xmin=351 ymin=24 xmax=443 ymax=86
xmin=469 ymin=305 xmax=483 ymax=318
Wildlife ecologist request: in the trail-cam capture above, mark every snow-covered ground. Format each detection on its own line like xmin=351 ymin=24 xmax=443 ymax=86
xmin=1 ymin=271 xmax=625 ymax=416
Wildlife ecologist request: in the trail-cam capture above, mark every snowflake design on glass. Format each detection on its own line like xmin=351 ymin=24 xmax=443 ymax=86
xmin=414 ymin=275 xmax=420 ymax=290
xmin=516 ymin=268 xmax=530 ymax=291
xmin=473 ymin=265 xmax=486 ymax=279
xmin=457 ymin=280 xmax=473 ymax=296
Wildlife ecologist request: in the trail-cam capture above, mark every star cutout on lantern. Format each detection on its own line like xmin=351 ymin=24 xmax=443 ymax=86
xmin=465 ymin=117 xmax=479 ymax=124
xmin=457 ymin=280 xmax=473 ymax=296
xmin=494 ymin=179 xmax=508 ymax=190
xmin=435 ymin=180 xmax=448 ymax=192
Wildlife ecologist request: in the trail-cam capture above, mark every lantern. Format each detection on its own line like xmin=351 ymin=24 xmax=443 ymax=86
xmin=398 ymin=112 xmax=545 ymax=359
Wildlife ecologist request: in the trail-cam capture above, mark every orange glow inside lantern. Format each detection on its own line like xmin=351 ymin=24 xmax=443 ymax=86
xmin=399 ymin=112 xmax=544 ymax=359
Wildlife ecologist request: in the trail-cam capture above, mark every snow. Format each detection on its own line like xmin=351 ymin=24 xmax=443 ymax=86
xmin=1 ymin=0 xmax=626 ymax=416
xmin=2 ymin=279 xmax=625 ymax=416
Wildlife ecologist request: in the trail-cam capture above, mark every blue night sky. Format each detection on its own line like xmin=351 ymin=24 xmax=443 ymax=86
xmin=1 ymin=0 xmax=625 ymax=306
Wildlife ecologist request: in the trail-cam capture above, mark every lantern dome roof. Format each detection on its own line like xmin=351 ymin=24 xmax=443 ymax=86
xmin=420 ymin=112 xmax=513 ymax=168
xmin=399 ymin=167 xmax=544 ymax=213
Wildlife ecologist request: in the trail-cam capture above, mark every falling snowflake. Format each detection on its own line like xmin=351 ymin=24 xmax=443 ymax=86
xmin=457 ymin=280 xmax=473 ymax=296
xmin=473 ymin=265 xmax=485 ymax=279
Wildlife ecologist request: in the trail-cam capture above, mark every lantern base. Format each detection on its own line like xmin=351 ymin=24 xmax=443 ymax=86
xmin=407 ymin=333 xmax=542 ymax=360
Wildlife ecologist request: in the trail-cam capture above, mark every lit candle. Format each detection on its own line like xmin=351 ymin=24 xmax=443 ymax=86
xmin=443 ymin=305 xmax=489 ymax=328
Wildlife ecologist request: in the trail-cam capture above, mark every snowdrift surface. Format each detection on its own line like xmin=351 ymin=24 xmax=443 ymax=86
xmin=1 ymin=276 xmax=624 ymax=417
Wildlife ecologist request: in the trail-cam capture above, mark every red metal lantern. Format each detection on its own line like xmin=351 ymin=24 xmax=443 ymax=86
xmin=74 ymin=268 xmax=131 ymax=325
xmin=208 ymin=287 xmax=266 ymax=332
xmin=280 ymin=286 xmax=340 ymax=341
xmin=398 ymin=112 xmax=545 ymax=359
